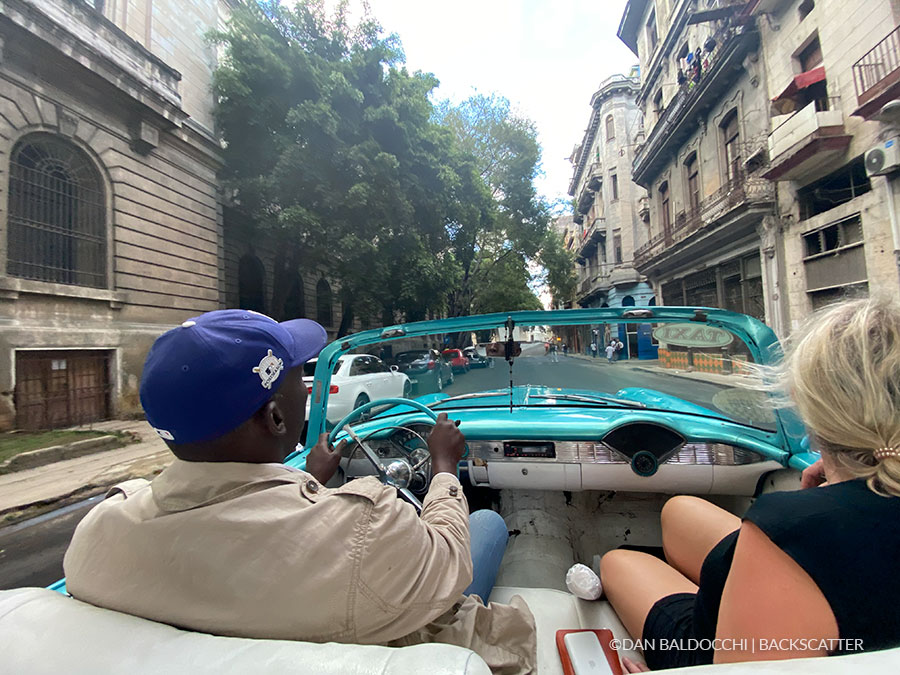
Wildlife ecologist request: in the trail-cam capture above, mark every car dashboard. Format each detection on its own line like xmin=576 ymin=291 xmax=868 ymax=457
xmin=335 ymin=413 xmax=786 ymax=497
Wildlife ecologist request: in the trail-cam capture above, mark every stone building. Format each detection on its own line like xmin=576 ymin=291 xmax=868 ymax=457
xmin=618 ymin=0 xmax=780 ymax=334
xmin=567 ymin=71 xmax=657 ymax=358
xmin=752 ymin=0 xmax=900 ymax=329
xmin=0 ymin=0 xmax=229 ymax=430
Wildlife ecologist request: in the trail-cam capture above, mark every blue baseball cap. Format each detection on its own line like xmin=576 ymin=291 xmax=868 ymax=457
xmin=140 ymin=309 xmax=327 ymax=444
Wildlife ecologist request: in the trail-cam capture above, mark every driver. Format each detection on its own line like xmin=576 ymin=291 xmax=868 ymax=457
xmin=64 ymin=310 xmax=536 ymax=673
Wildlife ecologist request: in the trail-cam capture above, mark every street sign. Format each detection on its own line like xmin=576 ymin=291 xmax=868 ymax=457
xmin=652 ymin=323 xmax=733 ymax=348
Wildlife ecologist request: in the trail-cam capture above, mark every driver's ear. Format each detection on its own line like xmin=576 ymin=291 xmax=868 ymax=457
xmin=261 ymin=399 xmax=288 ymax=438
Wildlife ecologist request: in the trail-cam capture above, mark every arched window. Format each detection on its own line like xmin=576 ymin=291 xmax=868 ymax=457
xmin=283 ymin=276 xmax=305 ymax=319
xmin=7 ymin=133 xmax=106 ymax=288
xmin=622 ymin=295 xmax=636 ymax=306
xmin=605 ymin=115 xmax=615 ymax=142
xmin=316 ymin=278 xmax=333 ymax=327
xmin=238 ymin=254 xmax=266 ymax=312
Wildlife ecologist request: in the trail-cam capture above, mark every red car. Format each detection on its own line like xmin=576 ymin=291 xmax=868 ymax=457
xmin=441 ymin=348 xmax=470 ymax=373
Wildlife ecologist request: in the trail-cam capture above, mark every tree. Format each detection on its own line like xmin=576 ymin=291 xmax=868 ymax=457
xmin=538 ymin=230 xmax=578 ymax=308
xmin=434 ymin=94 xmax=549 ymax=318
xmin=212 ymin=1 xmax=464 ymax=332
xmin=212 ymin=3 xmax=552 ymax=334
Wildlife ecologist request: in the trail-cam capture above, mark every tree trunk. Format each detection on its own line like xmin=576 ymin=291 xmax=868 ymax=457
xmin=337 ymin=298 xmax=355 ymax=337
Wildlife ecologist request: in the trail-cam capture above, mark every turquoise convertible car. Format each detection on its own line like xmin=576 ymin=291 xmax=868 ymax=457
xmin=2 ymin=307 xmax=897 ymax=673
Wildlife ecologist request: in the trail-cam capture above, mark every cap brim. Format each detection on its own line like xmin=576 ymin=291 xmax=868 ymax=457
xmin=280 ymin=318 xmax=328 ymax=365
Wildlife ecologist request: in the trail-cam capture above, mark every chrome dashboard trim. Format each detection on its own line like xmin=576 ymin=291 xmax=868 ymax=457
xmin=466 ymin=441 xmax=767 ymax=465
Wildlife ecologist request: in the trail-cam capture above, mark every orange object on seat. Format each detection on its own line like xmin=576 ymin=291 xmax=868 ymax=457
xmin=556 ymin=629 xmax=623 ymax=675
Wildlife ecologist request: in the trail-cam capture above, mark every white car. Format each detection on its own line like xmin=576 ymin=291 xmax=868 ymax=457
xmin=303 ymin=354 xmax=411 ymax=424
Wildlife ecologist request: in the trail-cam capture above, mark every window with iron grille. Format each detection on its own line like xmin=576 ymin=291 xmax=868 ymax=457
xmin=7 ymin=133 xmax=107 ymax=288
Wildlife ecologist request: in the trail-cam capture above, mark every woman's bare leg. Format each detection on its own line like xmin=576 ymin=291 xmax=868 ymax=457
xmin=600 ymin=549 xmax=698 ymax=640
xmin=661 ymin=496 xmax=740 ymax=585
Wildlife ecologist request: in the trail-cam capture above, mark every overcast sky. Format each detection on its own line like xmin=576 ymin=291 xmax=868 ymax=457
xmin=358 ymin=0 xmax=639 ymax=204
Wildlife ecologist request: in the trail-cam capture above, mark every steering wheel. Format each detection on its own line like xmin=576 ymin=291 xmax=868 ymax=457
xmin=329 ymin=398 xmax=439 ymax=513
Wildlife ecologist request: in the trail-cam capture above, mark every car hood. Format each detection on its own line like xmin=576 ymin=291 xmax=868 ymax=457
xmin=412 ymin=385 xmax=718 ymax=416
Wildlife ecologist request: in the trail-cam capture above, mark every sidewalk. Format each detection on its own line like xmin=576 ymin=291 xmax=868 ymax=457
xmin=568 ymin=352 xmax=750 ymax=387
xmin=0 ymin=420 xmax=172 ymax=521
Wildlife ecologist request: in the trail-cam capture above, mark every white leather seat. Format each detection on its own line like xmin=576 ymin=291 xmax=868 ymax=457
xmin=0 ymin=588 xmax=490 ymax=674
xmin=488 ymin=586 xmax=643 ymax=674
xmin=487 ymin=586 xmax=900 ymax=674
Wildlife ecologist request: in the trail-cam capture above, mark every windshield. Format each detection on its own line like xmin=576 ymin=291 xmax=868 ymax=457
xmin=304 ymin=358 xmax=343 ymax=377
xmin=396 ymin=351 xmax=430 ymax=363
xmin=364 ymin=320 xmax=775 ymax=431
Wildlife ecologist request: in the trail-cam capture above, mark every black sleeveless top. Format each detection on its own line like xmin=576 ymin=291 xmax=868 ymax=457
xmin=693 ymin=479 xmax=900 ymax=653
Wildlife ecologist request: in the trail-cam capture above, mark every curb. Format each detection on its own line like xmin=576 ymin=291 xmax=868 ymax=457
xmin=0 ymin=435 xmax=126 ymax=475
xmin=0 ymin=448 xmax=170 ymax=525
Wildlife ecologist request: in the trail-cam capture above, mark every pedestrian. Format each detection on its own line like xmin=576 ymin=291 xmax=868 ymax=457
xmin=605 ymin=342 xmax=616 ymax=364
xmin=615 ymin=339 xmax=624 ymax=361
xmin=590 ymin=342 xmax=598 ymax=359
xmin=562 ymin=343 xmax=568 ymax=357
xmin=549 ymin=343 xmax=559 ymax=363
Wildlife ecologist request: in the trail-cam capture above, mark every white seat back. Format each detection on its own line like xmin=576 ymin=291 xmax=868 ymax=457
xmin=0 ymin=588 xmax=490 ymax=674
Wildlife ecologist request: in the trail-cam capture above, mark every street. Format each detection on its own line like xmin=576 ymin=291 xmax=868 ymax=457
xmin=0 ymin=496 xmax=99 ymax=590
xmin=441 ymin=342 xmax=739 ymax=421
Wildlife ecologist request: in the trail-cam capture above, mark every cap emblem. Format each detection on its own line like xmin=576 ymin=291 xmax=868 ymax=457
xmin=252 ymin=349 xmax=284 ymax=389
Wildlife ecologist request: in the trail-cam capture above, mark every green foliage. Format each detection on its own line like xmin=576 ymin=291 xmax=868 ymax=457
xmin=434 ymin=94 xmax=549 ymax=317
xmin=538 ymin=230 xmax=578 ymax=308
xmin=212 ymin=2 xmax=552 ymax=332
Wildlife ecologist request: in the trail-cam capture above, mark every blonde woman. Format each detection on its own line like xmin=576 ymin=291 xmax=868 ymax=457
xmin=600 ymin=297 xmax=900 ymax=671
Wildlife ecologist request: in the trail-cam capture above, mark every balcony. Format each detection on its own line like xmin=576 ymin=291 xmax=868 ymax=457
xmin=609 ymin=267 xmax=641 ymax=287
xmin=632 ymin=23 xmax=760 ymax=186
xmin=852 ymin=25 xmax=900 ymax=119
xmin=633 ymin=171 xmax=774 ymax=272
xmin=638 ymin=196 xmax=650 ymax=222
xmin=763 ymin=101 xmax=851 ymax=181
xmin=577 ymin=218 xmax=605 ymax=258
xmin=586 ymin=162 xmax=603 ymax=191
xmin=2 ymin=0 xmax=185 ymax=126
xmin=576 ymin=268 xmax=613 ymax=304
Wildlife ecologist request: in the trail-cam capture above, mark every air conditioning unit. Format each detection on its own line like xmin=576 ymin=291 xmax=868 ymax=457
xmin=865 ymin=138 xmax=900 ymax=177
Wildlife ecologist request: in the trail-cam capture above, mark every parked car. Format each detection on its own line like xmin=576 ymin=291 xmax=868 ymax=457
xmin=302 ymin=354 xmax=410 ymax=424
xmin=441 ymin=348 xmax=470 ymax=373
xmin=463 ymin=346 xmax=491 ymax=368
xmin=392 ymin=349 xmax=454 ymax=393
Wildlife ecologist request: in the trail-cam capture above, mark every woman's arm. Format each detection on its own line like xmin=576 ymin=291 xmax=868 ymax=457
xmin=714 ymin=522 xmax=838 ymax=664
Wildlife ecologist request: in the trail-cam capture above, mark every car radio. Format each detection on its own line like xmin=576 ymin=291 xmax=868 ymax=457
xmin=503 ymin=442 xmax=556 ymax=458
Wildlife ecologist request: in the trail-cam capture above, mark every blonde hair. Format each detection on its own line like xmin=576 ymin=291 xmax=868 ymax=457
xmin=776 ymin=296 xmax=900 ymax=497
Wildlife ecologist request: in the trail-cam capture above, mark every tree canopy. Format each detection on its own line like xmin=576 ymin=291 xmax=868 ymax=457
xmin=212 ymin=1 xmax=571 ymax=333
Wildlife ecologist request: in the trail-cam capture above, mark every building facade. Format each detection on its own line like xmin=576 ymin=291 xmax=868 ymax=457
xmin=753 ymin=0 xmax=900 ymax=330
xmin=0 ymin=0 xmax=230 ymax=430
xmin=567 ymin=71 xmax=657 ymax=358
xmin=619 ymin=0 xmax=780 ymax=339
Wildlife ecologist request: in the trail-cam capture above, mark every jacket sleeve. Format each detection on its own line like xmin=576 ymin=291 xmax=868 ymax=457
xmin=353 ymin=472 xmax=474 ymax=641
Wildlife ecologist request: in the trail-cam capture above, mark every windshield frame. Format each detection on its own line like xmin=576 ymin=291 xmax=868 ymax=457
xmin=303 ymin=306 xmax=805 ymax=459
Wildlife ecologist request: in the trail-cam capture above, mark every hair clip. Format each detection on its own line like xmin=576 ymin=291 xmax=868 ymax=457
xmin=873 ymin=447 xmax=900 ymax=460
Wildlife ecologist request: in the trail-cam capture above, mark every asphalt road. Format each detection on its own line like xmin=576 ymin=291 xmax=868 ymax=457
xmin=442 ymin=342 xmax=738 ymax=419
xmin=0 ymin=496 xmax=99 ymax=590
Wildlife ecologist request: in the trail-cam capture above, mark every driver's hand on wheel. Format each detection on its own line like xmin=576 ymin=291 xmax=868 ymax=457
xmin=306 ymin=433 xmax=347 ymax=485
xmin=428 ymin=412 xmax=466 ymax=476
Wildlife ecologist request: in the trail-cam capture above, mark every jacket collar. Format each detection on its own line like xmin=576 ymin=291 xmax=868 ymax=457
xmin=151 ymin=459 xmax=306 ymax=512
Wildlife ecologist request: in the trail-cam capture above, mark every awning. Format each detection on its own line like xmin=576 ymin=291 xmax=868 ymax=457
xmin=772 ymin=66 xmax=826 ymax=111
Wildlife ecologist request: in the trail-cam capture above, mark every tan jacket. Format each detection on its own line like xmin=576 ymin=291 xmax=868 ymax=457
xmin=63 ymin=460 xmax=536 ymax=673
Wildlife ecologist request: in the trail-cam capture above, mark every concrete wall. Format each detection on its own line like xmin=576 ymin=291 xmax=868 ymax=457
xmin=100 ymin=0 xmax=222 ymax=134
